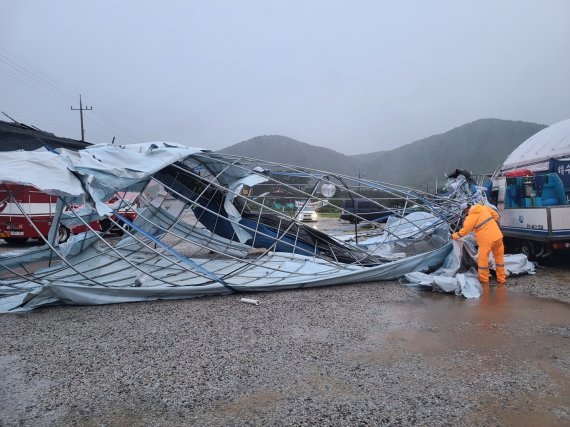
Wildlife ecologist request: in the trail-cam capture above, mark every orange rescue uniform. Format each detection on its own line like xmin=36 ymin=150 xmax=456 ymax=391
xmin=451 ymin=204 xmax=506 ymax=285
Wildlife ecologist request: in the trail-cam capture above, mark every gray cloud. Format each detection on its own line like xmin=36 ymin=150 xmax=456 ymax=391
xmin=1 ymin=0 xmax=569 ymax=154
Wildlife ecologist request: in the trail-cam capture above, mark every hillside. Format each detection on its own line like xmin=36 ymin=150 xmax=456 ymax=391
xmin=353 ymin=119 xmax=546 ymax=189
xmin=219 ymin=119 xmax=547 ymax=190
xmin=219 ymin=135 xmax=356 ymax=175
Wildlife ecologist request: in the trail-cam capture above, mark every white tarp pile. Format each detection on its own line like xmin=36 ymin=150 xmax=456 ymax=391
xmin=443 ymin=173 xmax=488 ymax=207
xmin=402 ymin=236 xmax=535 ymax=298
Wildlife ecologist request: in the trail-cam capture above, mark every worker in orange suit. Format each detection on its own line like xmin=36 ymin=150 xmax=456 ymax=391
xmin=451 ymin=202 xmax=506 ymax=286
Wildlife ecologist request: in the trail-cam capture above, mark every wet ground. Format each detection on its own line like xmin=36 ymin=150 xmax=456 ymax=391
xmin=378 ymin=287 xmax=569 ymax=423
xmin=0 ymin=225 xmax=569 ymax=425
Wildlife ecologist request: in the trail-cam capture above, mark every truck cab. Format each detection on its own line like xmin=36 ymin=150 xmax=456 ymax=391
xmin=493 ymin=169 xmax=570 ymax=259
xmin=489 ymin=118 xmax=570 ymax=259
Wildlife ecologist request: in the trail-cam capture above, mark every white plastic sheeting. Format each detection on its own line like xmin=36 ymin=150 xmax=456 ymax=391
xmin=0 ymin=242 xmax=452 ymax=313
xmin=402 ymin=239 xmax=535 ymax=298
xmin=0 ymin=142 xmax=201 ymax=213
xmin=224 ymin=174 xmax=269 ymax=243
xmin=0 ymin=150 xmax=85 ymax=196
xmin=442 ymin=173 xmax=489 ymax=207
xmin=357 ymin=212 xmax=448 ymax=260
xmin=403 ymin=240 xmax=482 ymax=298
xmin=498 ymin=253 xmax=536 ymax=275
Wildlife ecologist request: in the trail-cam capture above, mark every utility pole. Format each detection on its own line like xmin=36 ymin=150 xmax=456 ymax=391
xmin=71 ymin=95 xmax=92 ymax=142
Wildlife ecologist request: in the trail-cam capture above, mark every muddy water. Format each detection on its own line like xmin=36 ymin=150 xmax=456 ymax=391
xmin=372 ymin=289 xmax=569 ymax=363
xmin=366 ymin=287 xmax=570 ymax=425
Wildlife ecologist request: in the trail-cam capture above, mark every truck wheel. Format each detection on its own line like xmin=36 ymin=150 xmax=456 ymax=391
xmin=520 ymin=240 xmax=535 ymax=260
xmin=503 ymin=237 xmax=517 ymax=253
xmin=4 ymin=237 xmax=29 ymax=245
xmin=58 ymin=226 xmax=70 ymax=243
xmin=114 ymin=221 xmax=132 ymax=236
xmin=99 ymin=218 xmax=113 ymax=233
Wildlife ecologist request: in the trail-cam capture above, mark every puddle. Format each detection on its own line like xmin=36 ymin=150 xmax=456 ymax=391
xmin=368 ymin=288 xmax=569 ymax=359
xmin=360 ymin=288 xmax=570 ymax=424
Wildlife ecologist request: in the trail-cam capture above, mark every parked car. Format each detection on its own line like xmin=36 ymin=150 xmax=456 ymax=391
xmin=295 ymin=206 xmax=318 ymax=222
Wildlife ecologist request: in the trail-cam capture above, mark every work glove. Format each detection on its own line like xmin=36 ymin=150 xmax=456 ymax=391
xmin=451 ymin=232 xmax=459 ymax=240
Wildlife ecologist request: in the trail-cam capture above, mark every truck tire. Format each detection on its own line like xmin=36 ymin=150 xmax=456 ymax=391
xmin=99 ymin=218 xmax=113 ymax=233
xmin=58 ymin=226 xmax=70 ymax=243
xmin=116 ymin=222 xmax=127 ymax=236
xmin=122 ymin=223 xmax=132 ymax=235
xmin=503 ymin=237 xmax=517 ymax=253
xmin=520 ymin=240 xmax=535 ymax=261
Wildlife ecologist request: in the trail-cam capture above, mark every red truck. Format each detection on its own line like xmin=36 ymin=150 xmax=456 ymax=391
xmin=0 ymin=184 xmax=100 ymax=244
xmin=0 ymin=184 xmax=138 ymax=244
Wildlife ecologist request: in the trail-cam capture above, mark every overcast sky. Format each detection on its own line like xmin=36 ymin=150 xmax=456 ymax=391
xmin=1 ymin=0 xmax=569 ymax=154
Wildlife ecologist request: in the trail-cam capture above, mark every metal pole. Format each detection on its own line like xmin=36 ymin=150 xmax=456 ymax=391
xmin=79 ymin=95 xmax=85 ymax=141
xmin=71 ymin=94 xmax=93 ymax=142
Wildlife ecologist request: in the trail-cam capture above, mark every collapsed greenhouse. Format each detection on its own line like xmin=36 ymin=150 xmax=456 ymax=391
xmin=0 ymin=141 xmax=532 ymax=313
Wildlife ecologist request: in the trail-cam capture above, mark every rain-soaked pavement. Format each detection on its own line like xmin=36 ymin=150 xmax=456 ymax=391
xmin=0 ymin=223 xmax=569 ymax=425
xmin=366 ymin=258 xmax=570 ymax=425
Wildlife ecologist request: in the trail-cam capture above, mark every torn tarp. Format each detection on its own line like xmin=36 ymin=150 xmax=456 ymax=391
xmin=0 ymin=142 xmax=201 ymax=213
xmin=1 ymin=143 xmax=458 ymax=313
xmin=402 ymin=238 xmax=535 ymax=298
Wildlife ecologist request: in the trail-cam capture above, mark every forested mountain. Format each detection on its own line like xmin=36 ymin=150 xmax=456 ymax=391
xmin=352 ymin=119 xmax=546 ymax=189
xmin=219 ymin=119 xmax=547 ymax=190
xmin=219 ymin=135 xmax=356 ymax=175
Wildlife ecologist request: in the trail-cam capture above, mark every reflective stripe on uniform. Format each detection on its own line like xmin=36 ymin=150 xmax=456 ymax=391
xmin=478 ymin=266 xmax=490 ymax=270
xmin=495 ymin=264 xmax=504 ymax=267
xmin=474 ymin=216 xmax=493 ymax=230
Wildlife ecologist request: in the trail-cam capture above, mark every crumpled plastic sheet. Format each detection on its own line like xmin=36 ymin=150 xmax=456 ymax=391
xmin=490 ymin=253 xmax=535 ymax=276
xmin=402 ymin=270 xmax=482 ymax=299
xmin=402 ymin=238 xmax=535 ymax=298
xmin=355 ymin=212 xmax=449 ymax=262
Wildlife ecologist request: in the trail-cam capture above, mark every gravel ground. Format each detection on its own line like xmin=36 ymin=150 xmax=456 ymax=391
xmin=1 ymin=252 xmax=570 ymax=426
xmin=507 ymin=255 xmax=570 ymax=304
xmin=0 ymin=225 xmax=569 ymax=426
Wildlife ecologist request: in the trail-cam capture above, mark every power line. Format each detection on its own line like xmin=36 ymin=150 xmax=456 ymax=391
xmin=85 ymin=114 xmax=135 ymax=144
xmin=0 ymin=53 xmax=77 ymax=102
xmin=1 ymin=60 xmax=126 ymax=142
xmin=9 ymin=114 xmax=77 ymax=132
xmin=92 ymin=110 xmax=136 ymax=142
xmin=0 ymin=49 xmax=139 ymax=143
xmin=0 ymin=67 xmax=71 ymax=107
